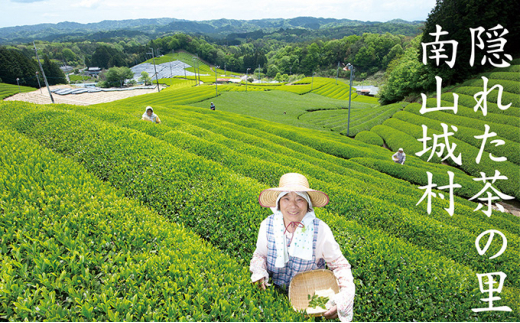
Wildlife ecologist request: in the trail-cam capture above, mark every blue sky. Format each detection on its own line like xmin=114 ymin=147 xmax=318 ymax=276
xmin=1 ymin=0 xmax=436 ymax=28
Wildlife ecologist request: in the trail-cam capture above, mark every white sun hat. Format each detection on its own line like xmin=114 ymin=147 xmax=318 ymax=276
xmin=258 ymin=173 xmax=329 ymax=208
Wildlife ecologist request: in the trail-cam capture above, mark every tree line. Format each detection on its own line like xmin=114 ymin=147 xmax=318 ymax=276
xmin=379 ymin=0 xmax=519 ymax=104
xmin=148 ymin=31 xmax=410 ymax=78
xmin=1 ymin=27 xmax=416 ymax=89
xmin=0 ymin=47 xmax=66 ymax=87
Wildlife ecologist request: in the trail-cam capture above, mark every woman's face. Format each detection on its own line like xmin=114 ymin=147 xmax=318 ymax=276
xmin=279 ymin=192 xmax=308 ymax=223
xmin=146 ymin=110 xmax=153 ymax=116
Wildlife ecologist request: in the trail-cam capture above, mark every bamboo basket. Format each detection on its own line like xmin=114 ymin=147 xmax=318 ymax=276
xmin=288 ymin=269 xmax=340 ymax=316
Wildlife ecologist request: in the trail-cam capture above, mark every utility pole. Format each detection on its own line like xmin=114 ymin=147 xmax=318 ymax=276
xmin=257 ymin=64 xmax=261 ymax=83
xmin=183 ymin=52 xmax=187 ymax=80
xmin=336 ymin=61 xmax=340 ymax=85
xmin=345 ymin=63 xmax=355 ymax=137
xmin=192 ymin=57 xmax=198 ymax=86
xmin=197 ymin=57 xmax=201 ymax=85
xmin=215 ymin=65 xmax=220 ymax=97
xmin=311 ymin=71 xmax=315 ymax=91
xmin=169 ymin=49 xmax=174 ymax=79
xmin=35 ymin=71 xmax=42 ymax=94
xmin=33 ymin=41 xmax=54 ymax=103
xmin=246 ymin=67 xmax=251 ymax=92
xmin=82 ymin=56 xmax=87 ymax=86
xmin=148 ymin=48 xmax=160 ymax=92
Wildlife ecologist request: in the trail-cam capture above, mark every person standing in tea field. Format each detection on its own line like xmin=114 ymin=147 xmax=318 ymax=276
xmin=392 ymin=148 xmax=406 ymax=165
xmin=141 ymin=106 xmax=161 ymax=124
xmin=210 ymin=102 xmax=216 ymax=110
xmin=250 ymin=173 xmax=355 ymax=321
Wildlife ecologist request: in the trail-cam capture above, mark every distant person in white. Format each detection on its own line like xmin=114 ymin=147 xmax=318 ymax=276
xmin=392 ymin=148 xmax=406 ymax=165
xmin=141 ymin=106 xmax=161 ymax=124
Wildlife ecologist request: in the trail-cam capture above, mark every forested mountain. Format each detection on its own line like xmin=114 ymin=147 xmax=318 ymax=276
xmin=379 ymin=0 xmax=520 ymax=104
xmin=0 ymin=16 xmax=423 ymax=45
xmin=0 ymin=16 xmax=424 ymax=88
xmin=0 ymin=48 xmax=66 ymax=87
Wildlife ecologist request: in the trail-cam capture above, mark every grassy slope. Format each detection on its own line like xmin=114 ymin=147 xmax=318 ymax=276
xmin=369 ymin=63 xmax=520 ymax=200
xmin=1 ymin=100 xmax=519 ymax=321
xmin=0 ymin=127 xmax=302 ymax=322
xmin=0 ymin=82 xmax=35 ymax=99
xmin=190 ymin=90 xmax=374 ymax=131
xmin=2 ymin=59 xmax=518 ymax=322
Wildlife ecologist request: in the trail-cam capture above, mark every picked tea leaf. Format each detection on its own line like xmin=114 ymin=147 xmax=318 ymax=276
xmin=307 ymin=293 xmax=329 ymax=309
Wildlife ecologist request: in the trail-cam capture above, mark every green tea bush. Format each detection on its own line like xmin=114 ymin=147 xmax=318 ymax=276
xmin=479 ymin=71 xmax=520 ymax=82
xmin=350 ymin=157 xmax=483 ymax=199
xmin=311 ymin=80 xmax=353 ymax=100
xmin=405 ymin=102 xmax=520 ymax=143
xmin=277 ymin=83 xmax=314 ymax=94
xmin=298 ymin=103 xmax=397 ymax=137
xmin=14 ymin=102 xmax=520 ymax=278
xmin=440 ymin=93 xmax=520 ymax=124
xmin=170 ymin=104 xmax=489 ymax=184
xmin=0 ymin=82 xmax=35 ymax=99
xmin=339 ymin=103 xmax=403 ymax=136
xmin=392 ymin=110 xmax=520 ymax=165
xmin=113 ymin=85 xmax=217 ymax=107
xmin=496 ymin=64 xmax=520 ymax=72
xmin=462 ymin=78 xmax=520 ymax=94
xmin=355 ymin=130 xmax=384 ymax=146
xmin=2 ymin=101 xmax=520 ymax=321
xmin=455 ymin=86 xmax=519 ymax=108
xmin=218 ymin=84 xmax=269 ymax=92
xmin=170 ymin=108 xmax=471 ymax=181
xmin=0 ymin=130 xmax=303 ymax=322
xmin=382 ymin=117 xmax=520 ymax=199
xmin=371 ymin=124 xmax=440 ymax=162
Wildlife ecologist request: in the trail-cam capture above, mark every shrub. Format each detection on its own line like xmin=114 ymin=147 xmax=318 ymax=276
xmin=355 ymin=130 xmax=384 ymax=146
xmin=2 ymin=101 xmax=520 ymax=321
xmin=381 ymin=117 xmax=520 ymax=199
xmin=392 ymin=110 xmax=520 ymax=165
xmin=455 ymin=86 xmax=519 ymax=108
xmin=405 ymin=102 xmax=520 ymax=143
xmin=440 ymin=93 xmax=520 ymax=124
xmin=0 ymin=82 xmax=35 ymax=99
xmin=0 ymin=129 xmax=303 ymax=322
xmin=462 ymin=78 xmax=520 ymax=94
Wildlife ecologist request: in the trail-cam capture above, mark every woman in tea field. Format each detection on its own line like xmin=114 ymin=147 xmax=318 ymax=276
xmin=250 ymin=173 xmax=355 ymax=321
xmin=141 ymin=106 xmax=161 ymax=124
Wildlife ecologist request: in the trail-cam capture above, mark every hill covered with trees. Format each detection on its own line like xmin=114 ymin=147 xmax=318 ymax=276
xmin=0 ymin=16 xmax=422 ymax=44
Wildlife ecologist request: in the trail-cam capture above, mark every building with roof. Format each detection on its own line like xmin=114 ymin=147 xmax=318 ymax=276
xmin=355 ymin=85 xmax=379 ymax=97
xmin=85 ymin=67 xmax=102 ymax=76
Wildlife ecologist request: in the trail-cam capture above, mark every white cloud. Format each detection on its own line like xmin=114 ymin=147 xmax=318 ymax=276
xmin=71 ymin=0 xmax=101 ymax=8
xmin=10 ymin=0 xmax=46 ymax=3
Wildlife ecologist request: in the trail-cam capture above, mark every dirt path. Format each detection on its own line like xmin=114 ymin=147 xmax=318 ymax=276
xmin=4 ymin=84 xmax=165 ymax=106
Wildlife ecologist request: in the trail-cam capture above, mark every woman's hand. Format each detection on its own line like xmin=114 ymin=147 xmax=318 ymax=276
xmin=324 ymin=305 xmax=338 ymax=319
xmin=256 ymin=278 xmax=267 ymax=290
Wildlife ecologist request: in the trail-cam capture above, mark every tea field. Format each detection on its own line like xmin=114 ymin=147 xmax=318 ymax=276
xmin=1 ymin=58 xmax=519 ymax=321
xmin=366 ymin=60 xmax=520 ymax=201
xmin=0 ymin=82 xmax=35 ymax=100
xmin=1 ymin=95 xmax=519 ymax=321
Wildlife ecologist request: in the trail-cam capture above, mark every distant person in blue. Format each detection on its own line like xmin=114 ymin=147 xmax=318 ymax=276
xmin=392 ymin=148 xmax=406 ymax=165
xmin=210 ymin=102 xmax=216 ymax=110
